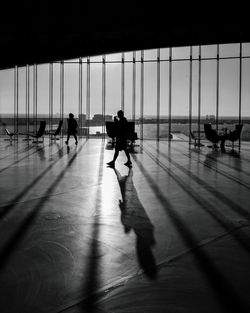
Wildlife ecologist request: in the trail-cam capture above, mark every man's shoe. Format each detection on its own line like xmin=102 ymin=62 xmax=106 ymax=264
xmin=75 ymin=141 xmax=78 ymax=145
xmin=107 ymin=161 xmax=115 ymax=167
xmin=65 ymin=141 xmax=68 ymax=145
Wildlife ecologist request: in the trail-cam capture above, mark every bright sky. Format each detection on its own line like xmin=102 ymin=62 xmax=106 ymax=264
xmin=1 ymin=43 xmax=250 ymax=118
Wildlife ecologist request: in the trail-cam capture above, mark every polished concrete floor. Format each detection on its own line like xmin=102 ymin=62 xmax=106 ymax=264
xmin=0 ymin=137 xmax=250 ymax=313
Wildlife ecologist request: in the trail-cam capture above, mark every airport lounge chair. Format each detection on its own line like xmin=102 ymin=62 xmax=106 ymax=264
xmin=105 ymin=121 xmax=138 ymax=146
xmin=189 ymin=130 xmax=205 ymax=147
xmin=204 ymin=123 xmax=221 ymax=149
xmin=19 ymin=121 xmax=46 ymax=143
xmin=47 ymin=120 xmax=63 ymax=140
xmin=4 ymin=128 xmax=18 ymax=142
xmin=225 ymin=124 xmax=243 ymax=149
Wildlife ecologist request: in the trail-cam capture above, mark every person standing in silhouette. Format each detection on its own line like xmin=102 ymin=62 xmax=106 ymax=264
xmin=65 ymin=113 xmax=78 ymax=145
xmin=107 ymin=110 xmax=132 ymax=167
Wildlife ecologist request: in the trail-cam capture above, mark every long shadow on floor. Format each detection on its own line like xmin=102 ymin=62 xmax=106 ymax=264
xmin=149 ymin=142 xmax=250 ymax=218
xmin=132 ymin=152 xmax=249 ymax=313
xmin=114 ymin=167 xmax=157 ymax=279
xmin=76 ymin=141 xmax=105 ymax=313
xmin=0 ymin=142 xmax=86 ymax=221
xmin=143 ymin=142 xmax=250 ymax=263
xmin=0 ymin=141 xmax=34 ymax=161
xmin=0 ymin=142 xmax=50 ymax=173
xmin=0 ymin=140 xmax=88 ymax=273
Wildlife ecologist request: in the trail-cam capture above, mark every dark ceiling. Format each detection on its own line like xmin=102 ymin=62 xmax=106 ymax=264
xmin=0 ymin=1 xmax=249 ymax=69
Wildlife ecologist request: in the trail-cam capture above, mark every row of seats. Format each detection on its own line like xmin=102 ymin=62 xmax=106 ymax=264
xmin=4 ymin=120 xmax=63 ymax=142
xmin=4 ymin=120 xmax=138 ymax=145
xmin=105 ymin=121 xmax=138 ymax=146
xmin=190 ymin=123 xmax=243 ymax=150
xmin=5 ymin=121 xmax=242 ymax=150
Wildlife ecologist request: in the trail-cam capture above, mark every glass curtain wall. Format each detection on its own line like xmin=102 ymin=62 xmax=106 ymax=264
xmin=52 ymin=63 xmax=61 ymax=133
xmin=124 ymin=52 xmax=133 ymax=121
xmin=89 ymin=55 xmax=103 ymax=137
xmin=64 ymin=60 xmax=79 ymax=135
xmin=200 ymin=45 xmax=217 ymax=132
xmin=1 ymin=43 xmax=250 ymax=141
xmin=171 ymin=47 xmax=190 ymax=139
xmin=144 ymin=49 xmax=158 ymax=139
xmin=106 ymin=53 xmax=122 ymax=132
xmin=0 ymin=68 xmax=14 ymax=135
xmin=37 ymin=64 xmax=49 ymax=132
xmin=159 ymin=48 xmax=169 ymax=139
xmin=242 ymin=43 xmax=250 ymax=141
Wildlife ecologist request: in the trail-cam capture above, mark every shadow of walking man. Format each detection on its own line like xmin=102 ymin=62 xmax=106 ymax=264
xmin=113 ymin=167 xmax=157 ymax=279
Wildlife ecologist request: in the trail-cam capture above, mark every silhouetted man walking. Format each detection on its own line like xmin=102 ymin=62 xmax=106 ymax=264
xmin=107 ymin=110 xmax=132 ymax=167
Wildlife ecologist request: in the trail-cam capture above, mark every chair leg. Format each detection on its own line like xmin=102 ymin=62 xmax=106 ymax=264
xmin=5 ymin=135 xmax=18 ymax=141
xmin=23 ymin=136 xmax=32 ymax=141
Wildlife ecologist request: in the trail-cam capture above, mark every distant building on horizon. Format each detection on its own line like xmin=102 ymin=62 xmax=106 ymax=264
xmin=92 ymin=114 xmax=113 ymax=124
xmin=205 ymin=114 xmax=216 ymax=122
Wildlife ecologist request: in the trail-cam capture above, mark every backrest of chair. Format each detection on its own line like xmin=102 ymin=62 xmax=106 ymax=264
xmin=204 ymin=123 xmax=219 ymax=143
xmin=36 ymin=121 xmax=46 ymax=138
xmin=190 ymin=131 xmax=195 ymax=140
xmin=54 ymin=120 xmax=63 ymax=136
xmin=127 ymin=122 xmax=135 ymax=135
xmin=126 ymin=122 xmax=135 ymax=140
xmin=204 ymin=123 xmax=212 ymax=137
xmin=235 ymin=124 xmax=243 ymax=134
xmin=106 ymin=121 xmax=116 ymax=138
xmin=5 ymin=128 xmax=10 ymax=136
xmin=105 ymin=121 xmax=135 ymax=139
xmin=228 ymin=124 xmax=243 ymax=142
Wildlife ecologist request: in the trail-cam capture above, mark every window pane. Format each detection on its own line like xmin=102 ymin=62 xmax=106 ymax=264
xmin=64 ymin=63 xmax=79 ymax=135
xmin=135 ymin=61 xmax=141 ymax=137
xmin=144 ymin=49 xmax=157 ymax=61
xmin=172 ymin=46 xmax=190 ymax=60
xmin=220 ymin=43 xmax=240 ymax=58
xmin=192 ymin=46 xmax=200 ymax=59
xmin=52 ymin=63 xmax=61 ymax=132
xmin=124 ymin=51 xmax=133 ymax=62
xmin=124 ymin=63 xmax=133 ymax=120
xmin=191 ymin=60 xmax=199 ymax=131
xmin=0 ymin=69 xmax=14 ymax=135
xmin=171 ymin=61 xmax=189 ymax=138
xmin=160 ymin=60 xmax=169 ymax=139
xmin=201 ymin=45 xmax=217 ymax=59
xmin=219 ymin=59 xmax=239 ymax=129
xmin=106 ymin=52 xmax=121 ymax=62
xmin=90 ymin=63 xmax=102 ymax=136
xmin=106 ymin=63 xmax=121 ymax=115
xmin=242 ymin=43 xmax=250 ymax=57
xmin=201 ymin=60 xmax=217 ymax=126
xmin=144 ymin=61 xmax=157 ymax=139
xmin=18 ymin=67 xmax=26 ymax=133
xmin=37 ymin=64 xmax=49 ymax=131
xmin=241 ymin=58 xmax=250 ymax=141
xmin=160 ymin=48 xmax=169 ymax=60
xmin=79 ymin=62 xmax=87 ymax=136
